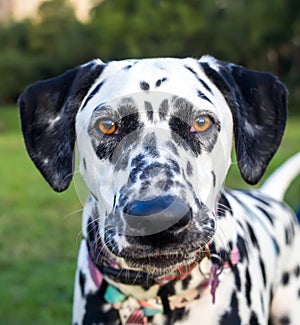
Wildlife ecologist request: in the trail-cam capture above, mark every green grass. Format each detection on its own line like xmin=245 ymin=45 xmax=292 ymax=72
xmin=0 ymin=106 xmax=299 ymax=324
xmin=0 ymin=107 xmax=82 ymax=324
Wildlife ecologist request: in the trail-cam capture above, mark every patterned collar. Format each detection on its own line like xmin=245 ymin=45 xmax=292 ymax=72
xmin=86 ymin=224 xmax=240 ymax=325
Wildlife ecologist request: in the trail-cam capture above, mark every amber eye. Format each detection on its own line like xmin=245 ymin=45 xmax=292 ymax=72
xmin=97 ymin=119 xmax=118 ymax=135
xmin=191 ymin=116 xmax=212 ymax=133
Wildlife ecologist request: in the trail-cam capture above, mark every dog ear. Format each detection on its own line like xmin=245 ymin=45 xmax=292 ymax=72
xmin=19 ymin=60 xmax=105 ymax=192
xmin=200 ymin=57 xmax=287 ymax=185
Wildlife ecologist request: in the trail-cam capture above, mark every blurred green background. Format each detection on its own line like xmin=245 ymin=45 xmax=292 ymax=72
xmin=0 ymin=0 xmax=299 ymax=324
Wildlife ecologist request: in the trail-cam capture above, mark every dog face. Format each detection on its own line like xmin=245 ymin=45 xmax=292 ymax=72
xmin=19 ymin=56 xmax=287 ymax=274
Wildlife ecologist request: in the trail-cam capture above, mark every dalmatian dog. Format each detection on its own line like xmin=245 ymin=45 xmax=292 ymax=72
xmin=19 ymin=56 xmax=300 ymax=325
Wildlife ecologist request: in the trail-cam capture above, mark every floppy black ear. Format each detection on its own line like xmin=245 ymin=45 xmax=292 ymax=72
xmin=18 ymin=61 xmax=105 ymax=192
xmin=200 ymin=57 xmax=287 ymax=185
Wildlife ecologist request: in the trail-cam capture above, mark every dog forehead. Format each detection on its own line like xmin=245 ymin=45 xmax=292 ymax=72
xmin=103 ymin=57 xmax=199 ymax=87
xmin=80 ymin=57 xmax=218 ymax=111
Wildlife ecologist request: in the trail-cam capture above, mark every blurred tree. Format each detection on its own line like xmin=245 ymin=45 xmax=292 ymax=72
xmin=0 ymin=0 xmax=299 ymax=112
xmin=89 ymin=0 xmax=300 ymax=112
xmin=28 ymin=0 xmax=96 ymax=76
xmin=0 ymin=20 xmax=34 ymax=103
xmin=89 ymin=0 xmax=219 ymax=59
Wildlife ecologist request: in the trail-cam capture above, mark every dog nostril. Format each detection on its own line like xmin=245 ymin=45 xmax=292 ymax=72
xmin=123 ymin=196 xmax=192 ymax=236
xmin=167 ymin=208 xmax=192 ymax=234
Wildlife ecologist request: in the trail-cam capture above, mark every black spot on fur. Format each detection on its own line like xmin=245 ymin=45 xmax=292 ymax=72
xmin=83 ymin=157 xmax=87 ymax=171
xmin=217 ymin=193 xmax=232 ymax=217
xmin=159 ymin=99 xmax=169 ymax=120
xmin=260 ymin=292 xmax=265 ymax=315
xmin=123 ymin=64 xmax=132 ymax=70
xmin=256 ymin=205 xmax=273 ymax=224
xmin=259 ymin=257 xmax=267 ymax=287
xmin=144 ymin=101 xmax=153 ymax=121
xmin=281 ymin=272 xmax=290 ymax=286
xmin=219 ymin=291 xmax=240 ymax=325
xmin=143 ymin=132 xmax=159 ymax=158
xmin=129 ymin=153 xmax=147 ymax=183
xmin=87 ymin=215 xmax=98 ymax=243
xmin=166 ymin=141 xmax=179 ymax=156
xmin=155 ymin=77 xmax=167 ymax=87
xmin=140 ymin=81 xmax=150 ymax=91
xmin=245 ymin=268 xmax=252 ymax=306
xmin=249 ymin=311 xmax=259 ymax=325
xmin=79 ymin=271 xmax=85 ymax=297
xmin=184 ymin=65 xmax=198 ymax=76
xmin=197 ymin=90 xmax=212 ymax=104
xmin=294 ymin=265 xmax=300 ymax=277
xmin=236 ymin=235 xmax=249 ymax=262
xmin=244 ymin=191 xmax=271 ymax=206
xmin=168 ymin=158 xmax=180 ymax=174
xmin=194 ymin=197 xmax=202 ymax=210
xmin=211 ymin=170 xmax=216 ymax=187
xmin=186 ymin=161 xmax=193 ymax=177
xmin=246 ymin=222 xmax=260 ymax=249
xmin=232 ymin=266 xmax=241 ymax=291
xmin=185 ymin=64 xmax=213 ymax=94
xmin=93 ymin=137 xmax=118 ymax=161
xmin=285 ymin=227 xmax=293 ymax=245
xmin=272 ymin=237 xmax=280 ymax=255
xmin=81 ymin=80 xmax=105 ymax=111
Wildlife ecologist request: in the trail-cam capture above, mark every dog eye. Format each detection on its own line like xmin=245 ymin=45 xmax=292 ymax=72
xmin=190 ymin=116 xmax=212 ymax=133
xmin=97 ymin=118 xmax=118 ymax=135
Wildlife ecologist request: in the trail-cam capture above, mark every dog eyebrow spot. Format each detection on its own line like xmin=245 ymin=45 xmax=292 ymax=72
xmin=171 ymin=96 xmax=194 ymax=123
xmin=159 ymin=99 xmax=169 ymax=120
xmin=140 ymin=81 xmax=150 ymax=91
xmin=155 ymin=77 xmax=168 ymax=87
xmin=144 ymin=101 xmax=153 ymax=121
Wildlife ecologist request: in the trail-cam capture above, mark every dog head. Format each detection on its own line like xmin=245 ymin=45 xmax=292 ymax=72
xmin=19 ymin=56 xmax=287 ymax=274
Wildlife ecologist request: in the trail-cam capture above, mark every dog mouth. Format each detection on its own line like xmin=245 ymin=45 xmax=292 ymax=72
xmin=120 ymin=248 xmax=208 ymax=275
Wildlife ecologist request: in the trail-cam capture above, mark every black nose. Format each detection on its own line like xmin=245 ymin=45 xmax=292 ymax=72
xmin=123 ymin=195 xmax=192 ymax=237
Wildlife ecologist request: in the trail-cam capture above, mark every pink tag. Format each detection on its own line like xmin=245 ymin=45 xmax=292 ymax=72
xmin=88 ymin=254 xmax=103 ymax=288
xmin=209 ymin=264 xmax=220 ymax=304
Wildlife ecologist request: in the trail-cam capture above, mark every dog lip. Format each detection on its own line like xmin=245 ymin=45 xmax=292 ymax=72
xmin=123 ymin=249 xmax=205 ymax=272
